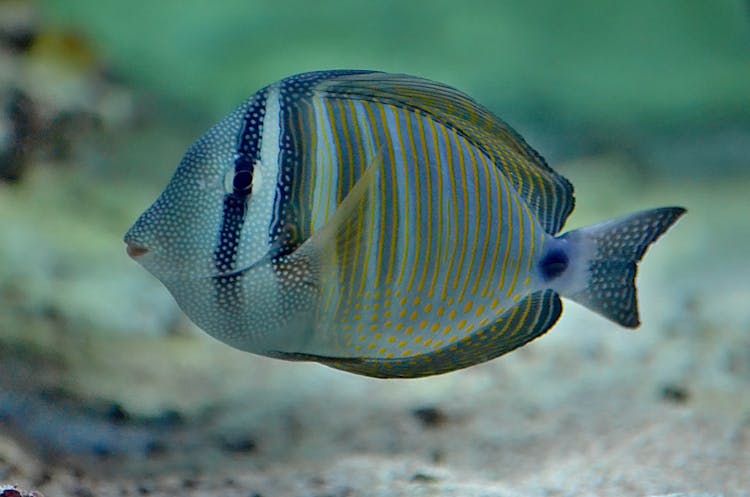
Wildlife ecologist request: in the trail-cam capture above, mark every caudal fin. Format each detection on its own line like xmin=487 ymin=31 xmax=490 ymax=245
xmin=547 ymin=207 xmax=686 ymax=328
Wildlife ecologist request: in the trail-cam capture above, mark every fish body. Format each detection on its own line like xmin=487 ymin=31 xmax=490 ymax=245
xmin=125 ymin=70 xmax=685 ymax=378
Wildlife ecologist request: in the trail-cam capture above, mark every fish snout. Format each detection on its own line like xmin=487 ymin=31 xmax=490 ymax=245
xmin=126 ymin=241 xmax=150 ymax=259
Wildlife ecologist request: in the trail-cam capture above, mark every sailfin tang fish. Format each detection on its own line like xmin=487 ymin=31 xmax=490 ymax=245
xmin=124 ymin=70 xmax=685 ymax=378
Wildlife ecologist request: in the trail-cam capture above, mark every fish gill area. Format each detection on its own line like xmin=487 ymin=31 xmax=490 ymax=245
xmin=1 ymin=1 xmax=750 ymax=496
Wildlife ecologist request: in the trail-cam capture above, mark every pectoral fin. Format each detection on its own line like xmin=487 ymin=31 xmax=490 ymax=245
xmin=289 ymin=148 xmax=386 ymax=287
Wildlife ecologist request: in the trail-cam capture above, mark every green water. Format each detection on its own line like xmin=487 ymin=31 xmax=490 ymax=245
xmin=40 ymin=0 xmax=750 ymax=130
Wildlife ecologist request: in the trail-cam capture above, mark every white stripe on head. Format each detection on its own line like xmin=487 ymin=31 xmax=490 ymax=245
xmin=240 ymin=83 xmax=282 ymax=261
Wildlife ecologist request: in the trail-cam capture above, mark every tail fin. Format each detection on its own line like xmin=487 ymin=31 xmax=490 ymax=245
xmin=547 ymin=207 xmax=686 ymax=328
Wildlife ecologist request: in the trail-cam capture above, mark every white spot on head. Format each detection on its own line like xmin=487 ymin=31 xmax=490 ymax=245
xmin=223 ymin=168 xmax=234 ymax=193
xmin=251 ymin=160 xmax=264 ymax=194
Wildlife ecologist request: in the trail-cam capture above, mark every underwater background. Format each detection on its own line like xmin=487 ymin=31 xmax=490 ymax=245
xmin=1 ymin=0 xmax=749 ymax=495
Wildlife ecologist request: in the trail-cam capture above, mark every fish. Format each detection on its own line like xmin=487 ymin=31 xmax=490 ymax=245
xmin=124 ymin=70 xmax=685 ymax=378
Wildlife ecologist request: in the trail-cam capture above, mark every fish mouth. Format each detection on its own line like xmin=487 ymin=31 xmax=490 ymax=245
xmin=125 ymin=241 xmax=150 ymax=259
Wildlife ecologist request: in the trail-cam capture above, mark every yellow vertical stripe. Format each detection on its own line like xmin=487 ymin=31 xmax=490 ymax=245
xmin=394 ymin=109 xmax=411 ymax=288
xmin=526 ymin=203 xmax=538 ymax=273
xmin=405 ymin=110 xmax=422 ymax=292
xmin=426 ymin=117 xmax=444 ymax=299
xmin=470 ymin=150 xmax=494 ymax=296
xmin=498 ymin=164 xmax=514 ymax=294
xmin=335 ymin=100 xmax=355 ymax=203
xmin=458 ymin=142 xmax=483 ymax=302
xmin=507 ymin=189 xmax=525 ymax=298
xmin=439 ymin=125 xmax=460 ymax=300
xmin=357 ymin=101 xmax=380 ymax=295
xmin=451 ymin=127 xmax=471 ymax=292
xmin=385 ymin=108 xmax=400 ymax=287
xmin=343 ymin=100 xmax=366 ymax=303
xmin=415 ymin=113 xmax=432 ymax=294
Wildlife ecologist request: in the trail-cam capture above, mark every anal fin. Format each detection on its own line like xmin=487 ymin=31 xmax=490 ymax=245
xmin=272 ymin=290 xmax=562 ymax=379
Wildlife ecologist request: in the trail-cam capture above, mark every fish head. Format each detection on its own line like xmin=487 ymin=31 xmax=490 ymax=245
xmin=124 ymin=106 xmax=263 ymax=282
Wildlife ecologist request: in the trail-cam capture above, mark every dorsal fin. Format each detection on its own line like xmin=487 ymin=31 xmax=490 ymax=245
xmin=315 ymin=71 xmax=575 ymax=234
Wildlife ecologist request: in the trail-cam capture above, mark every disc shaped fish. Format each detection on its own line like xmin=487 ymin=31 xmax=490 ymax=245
xmin=124 ymin=70 xmax=685 ymax=378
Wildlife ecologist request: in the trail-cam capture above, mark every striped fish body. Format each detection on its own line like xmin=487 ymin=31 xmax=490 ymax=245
xmin=125 ymin=71 xmax=685 ymax=378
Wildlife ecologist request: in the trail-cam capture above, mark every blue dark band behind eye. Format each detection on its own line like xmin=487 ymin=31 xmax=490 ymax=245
xmin=231 ymin=91 xmax=266 ymax=198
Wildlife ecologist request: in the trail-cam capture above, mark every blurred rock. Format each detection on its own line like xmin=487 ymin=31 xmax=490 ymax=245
xmin=0 ymin=3 xmax=35 ymax=55
xmin=0 ymin=2 xmax=137 ymax=183
xmin=0 ymin=486 xmax=45 ymax=497
xmin=0 ymin=89 xmax=35 ymax=182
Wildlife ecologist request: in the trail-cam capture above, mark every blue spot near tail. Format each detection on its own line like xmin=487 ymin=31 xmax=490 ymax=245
xmin=540 ymin=248 xmax=568 ymax=281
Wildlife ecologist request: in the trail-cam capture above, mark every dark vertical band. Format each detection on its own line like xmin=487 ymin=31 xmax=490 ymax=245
xmin=212 ymin=91 xmax=268 ymax=308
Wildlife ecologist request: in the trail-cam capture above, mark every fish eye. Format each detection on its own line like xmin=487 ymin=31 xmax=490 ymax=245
xmin=233 ymin=170 xmax=253 ymax=195
xmin=224 ymin=155 xmax=256 ymax=196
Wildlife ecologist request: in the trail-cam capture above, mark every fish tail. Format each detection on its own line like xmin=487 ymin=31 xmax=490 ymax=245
xmin=540 ymin=207 xmax=686 ymax=328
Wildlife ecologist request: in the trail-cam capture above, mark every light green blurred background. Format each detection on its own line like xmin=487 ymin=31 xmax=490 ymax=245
xmin=39 ymin=0 xmax=750 ymax=147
